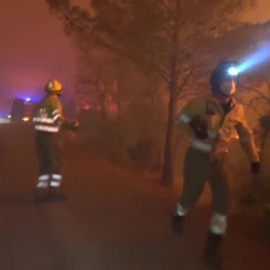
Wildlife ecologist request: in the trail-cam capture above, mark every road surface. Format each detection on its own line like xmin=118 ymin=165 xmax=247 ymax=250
xmin=0 ymin=124 xmax=269 ymax=269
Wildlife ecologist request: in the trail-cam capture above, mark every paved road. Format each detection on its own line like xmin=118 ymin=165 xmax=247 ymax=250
xmin=0 ymin=124 xmax=269 ymax=269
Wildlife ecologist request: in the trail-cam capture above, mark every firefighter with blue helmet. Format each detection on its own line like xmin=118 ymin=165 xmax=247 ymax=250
xmin=33 ymin=79 xmax=79 ymax=201
xmin=171 ymin=60 xmax=260 ymax=267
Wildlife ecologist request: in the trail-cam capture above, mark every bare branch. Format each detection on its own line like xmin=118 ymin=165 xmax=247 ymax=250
xmin=181 ymin=3 xmax=238 ymax=51
xmin=93 ymin=37 xmax=170 ymax=84
xmin=250 ymin=96 xmax=270 ymax=106
xmin=240 ymin=85 xmax=269 ymax=100
xmin=178 ymin=90 xmax=207 ymax=100
xmin=235 ymin=98 xmax=264 ymax=117
xmin=174 ymin=61 xmax=196 ymax=98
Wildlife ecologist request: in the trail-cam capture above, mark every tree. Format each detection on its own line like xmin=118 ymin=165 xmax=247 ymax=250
xmin=46 ymin=0 xmax=256 ymax=186
xmin=75 ymin=47 xmax=119 ymax=119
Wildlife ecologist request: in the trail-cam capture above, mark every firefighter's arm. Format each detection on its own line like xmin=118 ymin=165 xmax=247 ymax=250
xmin=58 ymin=116 xmax=79 ymax=131
xmin=175 ymin=98 xmax=207 ymax=139
xmin=234 ymin=106 xmax=260 ymax=173
xmin=53 ymin=100 xmax=79 ymax=130
xmin=175 ymin=100 xmax=196 ymax=128
xmin=235 ymin=122 xmax=259 ymax=161
xmin=59 ymin=116 xmax=79 ymax=130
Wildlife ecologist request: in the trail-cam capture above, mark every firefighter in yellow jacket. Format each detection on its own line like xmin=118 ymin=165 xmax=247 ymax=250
xmin=33 ymin=79 xmax=79 ymax=201
xmin=171 ymin=61 xmax=260 ymax=266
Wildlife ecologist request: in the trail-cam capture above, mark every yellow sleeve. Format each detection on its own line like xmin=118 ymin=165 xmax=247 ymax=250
xmin=234 ymin=105 xmax=260 ymax=162
xmin=174 ymin=98 xmax=204 ymax=137
xmin=52 ymin=98 xmax=73 ymax=130
xmin=175 ymin=100 xmax=194 ymax=133
xmin=175 ymin=98 xmax=202 ymax=126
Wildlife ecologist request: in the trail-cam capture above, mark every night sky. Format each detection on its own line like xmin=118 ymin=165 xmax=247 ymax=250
xmin=0 ymin=0 xmax=77 ymax=112
xmin=0 ymin=0 xmax=269 ymax=113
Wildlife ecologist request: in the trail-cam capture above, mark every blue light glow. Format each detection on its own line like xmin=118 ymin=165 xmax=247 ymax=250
xmin=228 ymin=67 xmax=239 ymax=76
xmin=238 ymin=41 xmax=270 ymax=73
xmin=25 ymin=97 xmax=31 ymax=102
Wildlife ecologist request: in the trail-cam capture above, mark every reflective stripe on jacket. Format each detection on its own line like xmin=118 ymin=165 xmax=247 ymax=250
xmin=32 ymin=94 xmax=65 ymax=133
xmin=175 ymin=95 xmax=260 ymax=162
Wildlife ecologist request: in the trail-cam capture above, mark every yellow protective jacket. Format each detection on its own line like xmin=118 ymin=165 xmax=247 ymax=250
xmin=33 ymin=94 xmax=73 ymax=133
xmin=175 ymin=95 xmax=260 ymax=162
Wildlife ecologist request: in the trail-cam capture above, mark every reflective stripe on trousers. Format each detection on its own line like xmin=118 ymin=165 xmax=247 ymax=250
xmin=174 ymin=206 xmax=228 ymax=235
xmin=50 ymin=174 xmax=62 ymax=187
xmin=37 ymin=174 xmax=49 ymax=189
xmin=209 ymin=213 xmax=227 ymax=235
xmin=175 ymin=203 xmax=188 ymax=216
xmin=178 ymin=147 xmax=229 ymax=221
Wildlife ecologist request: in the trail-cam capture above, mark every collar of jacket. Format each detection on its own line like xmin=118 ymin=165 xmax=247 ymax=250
xmin=207 ymin=95 xmax=236 ymax=115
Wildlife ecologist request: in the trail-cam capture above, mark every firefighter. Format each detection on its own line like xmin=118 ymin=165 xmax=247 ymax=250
xmin=33 ymin=79 xmax=79 ymax=201
xmin=171 ymin=60 xmax=260 ymax=266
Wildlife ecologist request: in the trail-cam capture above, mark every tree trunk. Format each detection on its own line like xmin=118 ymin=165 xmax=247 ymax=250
xmin=116 ymin=81 xmax=122 ymax=122
xmin=161 ymin=0 xmax=181 ymax=187
xmin=161 ymin=95 xmax=177 ymax=187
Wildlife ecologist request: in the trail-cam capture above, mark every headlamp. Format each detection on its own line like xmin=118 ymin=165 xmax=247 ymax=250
xmin=227 ymin=67 xmax=239 ymax=76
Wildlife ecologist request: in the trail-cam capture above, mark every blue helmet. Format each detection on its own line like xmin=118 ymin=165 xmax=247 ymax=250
xmin=210 ymin=60 xmax=239 ymax=92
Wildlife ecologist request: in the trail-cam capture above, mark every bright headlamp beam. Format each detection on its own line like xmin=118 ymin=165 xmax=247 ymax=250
xmin=228 ymin=67 xmax=239 ymax=76
xmin=237 ymin=41 xmax=270 ymax=73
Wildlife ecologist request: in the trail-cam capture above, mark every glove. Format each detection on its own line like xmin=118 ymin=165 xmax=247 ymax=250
xmin=251 ymin=162 xmax=260 ymax=175
xmin=259 ymin=115 xmax=270 ymax=129
xmin=70 ymin=121 xmax=80 ymax=130
xmin=189 ymin=116 xmax=208 ymax=139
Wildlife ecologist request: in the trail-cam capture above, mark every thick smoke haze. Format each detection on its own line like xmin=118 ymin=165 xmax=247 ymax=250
xmin=0 ymin=0 xmax=269 ymax=115
xmin=0 ymin=0 xmax=76 ymax=114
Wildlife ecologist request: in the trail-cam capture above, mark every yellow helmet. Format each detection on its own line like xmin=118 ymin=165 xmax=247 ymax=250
xmin=45 ymin=79 xmax=63 ymax=94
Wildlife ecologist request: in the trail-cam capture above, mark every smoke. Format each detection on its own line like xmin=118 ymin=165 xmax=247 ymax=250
xmin=238 ymin=40 xmax=270 ymax=73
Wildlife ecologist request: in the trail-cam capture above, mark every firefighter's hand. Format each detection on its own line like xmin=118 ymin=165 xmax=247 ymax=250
xmin=71 ymin=121 xmax=80 ymax=130
xmin=251 ymin=162 xmax=260 ymax=175
xmin=189 ymin=116 xmax=208 ymax=139
xmin=259 ymin=115 xmax=270 ymax=129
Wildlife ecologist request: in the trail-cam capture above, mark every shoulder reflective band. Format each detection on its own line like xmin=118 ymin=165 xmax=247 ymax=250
xmin=53 ymin=114 xmax=61 ymax=121
xmin=52 ymin=109 xmax=60 ymax=116
xmin=52 ymin=109 xmax=61 ymax=121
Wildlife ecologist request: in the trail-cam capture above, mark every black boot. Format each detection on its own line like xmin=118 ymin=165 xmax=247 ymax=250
xmin=48 ymin=187 xmax=67 ymax=202
xmin=35 ymin=188 xmax=50 ymax=203
xmin=171 ymin=211 xmax=184 ymax=235
xmin=203 ymin=232 xmax=224 ymax=269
